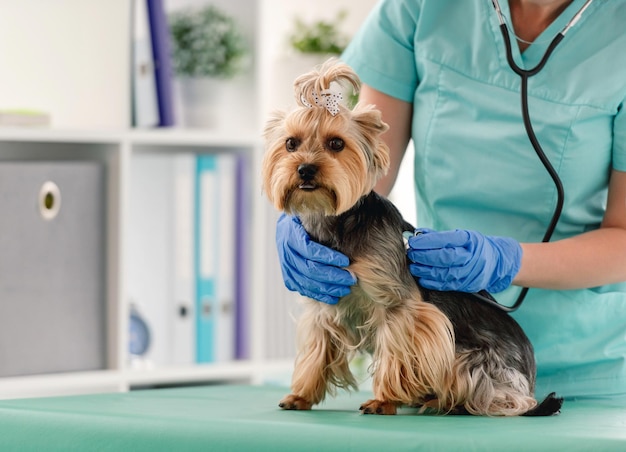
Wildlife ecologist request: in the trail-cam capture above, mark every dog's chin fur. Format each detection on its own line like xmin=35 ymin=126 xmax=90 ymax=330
xmin=283 ymin=186 xmax=338 ymax=217
xmin=262 ymin=59 xmax=563 ymax=417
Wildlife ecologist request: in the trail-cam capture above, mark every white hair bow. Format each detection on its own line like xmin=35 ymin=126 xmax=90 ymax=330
xmin=301 ymin=88 xmax=343 ymax=116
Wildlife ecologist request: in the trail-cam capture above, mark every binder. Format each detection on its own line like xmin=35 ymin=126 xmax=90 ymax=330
xmin=128 ymin=153 xmax=197 ymax=367
xmin=0 ymin=162 xmax=106 ymax=377
xmin=132 ymin=0 xmax=159 ymax=128
xmin=215 ymin=154 xmax=237 ymax=362
xmin=170 ymin=155 xmax=196 ymax=365
xmin=195 ymin=155 xmax=218 ymax=362
xmin=127 ymin=154 xmax=174 ymax=367
xmin=235 ymin=155 xmax=249 ymax=360
xmin=195 ymin=153 xmax=239 ymax=363
xmin=146 ymin=0 xmax=175 ymax=127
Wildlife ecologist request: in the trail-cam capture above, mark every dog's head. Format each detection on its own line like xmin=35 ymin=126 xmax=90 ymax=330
xmin=262 ymin=59 xmax=390 ymax=217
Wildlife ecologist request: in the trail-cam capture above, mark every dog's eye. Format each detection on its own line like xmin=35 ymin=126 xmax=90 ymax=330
xmin=285 ymin=137 xmax=300 ymax=152
xmin=327 ymin=137 xmax=345 ymax=152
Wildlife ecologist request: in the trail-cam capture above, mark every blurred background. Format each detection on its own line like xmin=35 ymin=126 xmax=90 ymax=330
xmin=0 ymin=0 xmax=415 ymax=395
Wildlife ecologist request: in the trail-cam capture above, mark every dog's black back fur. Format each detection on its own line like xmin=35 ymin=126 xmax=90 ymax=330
xmin=418 ymin=286 xmax=536 ymax=389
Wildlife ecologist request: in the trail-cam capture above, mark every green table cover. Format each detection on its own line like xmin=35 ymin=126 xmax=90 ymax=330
xmin=0 ymin=384 xmax=624 ymax=451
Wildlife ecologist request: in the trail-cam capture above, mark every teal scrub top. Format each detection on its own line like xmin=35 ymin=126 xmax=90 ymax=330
xmin=342 ymin=0 xmax=626 ymax=398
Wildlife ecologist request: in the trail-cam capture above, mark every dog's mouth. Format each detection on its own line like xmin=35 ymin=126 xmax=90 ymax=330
xmin=298 ymin=181 xmax=318 ymax=190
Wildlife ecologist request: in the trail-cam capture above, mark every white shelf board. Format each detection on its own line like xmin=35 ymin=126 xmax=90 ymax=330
xmin=125 ymin=359 xmax=295 ymax=388
xmin=0 ymin=359 xmax=296 ymax=400
xmin=0 ymin=127 xmax=125 ymax=144
xmin=0 ymin=370 xmax=126 ymax=400
xmin=0 ymin=127 xmax=261 ymax=149
xmin=125 ymin=361 xmax=257 ymax=387
xmin=127 ymin=128 xmax=260 ymax=148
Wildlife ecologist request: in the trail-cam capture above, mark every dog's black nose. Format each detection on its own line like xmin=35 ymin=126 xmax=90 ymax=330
xmin=298 ymin=164 xmax=318 ymax=181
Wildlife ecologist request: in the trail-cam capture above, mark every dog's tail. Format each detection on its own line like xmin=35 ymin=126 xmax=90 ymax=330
xmin=522 ymin=392 xmax=564 ymax=416
xmin=293 ymin=58 xmax=360 ymax=113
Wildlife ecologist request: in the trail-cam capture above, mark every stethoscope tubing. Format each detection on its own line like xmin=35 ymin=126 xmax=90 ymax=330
xmin=474 ymin=1 xmax=595 ymax=312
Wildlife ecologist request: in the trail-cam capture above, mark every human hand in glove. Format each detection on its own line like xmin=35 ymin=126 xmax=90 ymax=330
xmin=407 ymin=228 xmax=522 ymax=293
xmin=275 ymin=214 xmax=356 ymax=304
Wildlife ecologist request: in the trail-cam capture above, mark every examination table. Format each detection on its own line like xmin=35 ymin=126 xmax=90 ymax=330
xmin=0 ymin=384 xmax=624 ymax=451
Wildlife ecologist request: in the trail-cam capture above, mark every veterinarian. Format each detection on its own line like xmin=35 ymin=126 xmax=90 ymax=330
xmin=275 ymin=0 xmax=626 ymax=400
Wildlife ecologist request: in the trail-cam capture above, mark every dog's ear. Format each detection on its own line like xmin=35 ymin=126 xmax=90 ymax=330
xmin=261 ymin=110 xmax=288 ymax=204
xmin=352 ymin=107 xmax=390 ymax=176
xmin=263 ymin=110 xmax=287 ymax=142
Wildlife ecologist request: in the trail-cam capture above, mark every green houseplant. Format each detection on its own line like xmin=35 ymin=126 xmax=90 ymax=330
xmin=168 ymin=5 xmax=247 ymax=128
xmin=169 ymin=4 xmax=247 ymax=79
xmin=283 ymin=11 xmax=357 ymax=109
xmin=288 ymin=10 xmax=349 ymax=55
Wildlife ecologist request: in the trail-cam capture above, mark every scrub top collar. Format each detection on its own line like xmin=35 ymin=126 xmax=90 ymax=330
xmin=488 ymin=0 xmax=602 ymax=70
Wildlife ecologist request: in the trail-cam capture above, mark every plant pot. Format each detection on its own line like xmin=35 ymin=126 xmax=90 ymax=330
xmin=178 ymin=77 xmax=224 ymax=129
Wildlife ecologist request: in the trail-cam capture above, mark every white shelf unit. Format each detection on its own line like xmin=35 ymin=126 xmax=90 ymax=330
xmin=0 ymin=0 xmax=379 ymax=400
xmin=0 ymin=128 xmax=295 ymax=400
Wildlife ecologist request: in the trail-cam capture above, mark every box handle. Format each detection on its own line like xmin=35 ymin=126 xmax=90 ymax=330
xmin=39 ymin=181 xmax=61 ymax=220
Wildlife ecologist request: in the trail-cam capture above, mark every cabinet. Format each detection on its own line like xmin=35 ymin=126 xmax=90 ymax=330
xmin=0 ymin=128 xmax=296 ymax=399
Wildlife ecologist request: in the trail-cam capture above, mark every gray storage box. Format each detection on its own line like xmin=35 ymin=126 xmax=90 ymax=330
xmin=0 ymin=161 xmax=106 ymax=377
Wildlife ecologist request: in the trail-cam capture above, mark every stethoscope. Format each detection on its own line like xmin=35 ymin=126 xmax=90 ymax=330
xmin=475 ymin=0 xmax=595 ymax=312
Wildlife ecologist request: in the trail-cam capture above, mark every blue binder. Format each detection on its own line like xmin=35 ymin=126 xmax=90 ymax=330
xmin=131 ymin=0 xmax=159 ymax=128
xmin=146 ymin=0 xmax=175 ymax=127
xmin=195 ymin=155 xmax=218 ymax=362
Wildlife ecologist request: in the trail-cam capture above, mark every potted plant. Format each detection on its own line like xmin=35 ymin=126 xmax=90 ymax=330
xmin=169 ymin=4 xmax=247 ymax=127
xmin=288 ymin=10 xmax=349 ymax=56
xmin=275 ymin=11 xmax=356 ymax=109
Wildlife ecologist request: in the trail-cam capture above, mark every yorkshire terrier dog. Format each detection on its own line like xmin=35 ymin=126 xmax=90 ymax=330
xmin=262 ymin=59 xmax=563 ymax=416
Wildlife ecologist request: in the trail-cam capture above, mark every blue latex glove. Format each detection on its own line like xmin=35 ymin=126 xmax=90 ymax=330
xmin=276 ymin=214 xmax=356 ymax=304
xmin=407 ymin=229 xmax=522 ymax=293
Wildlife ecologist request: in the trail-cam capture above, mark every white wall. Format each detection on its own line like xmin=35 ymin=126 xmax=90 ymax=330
xmin=0 ymin=0 xmax=131 ymax=128
xmin=258 ymin=0 xmax=377 ymax=115
xmin=390 ymin=144 xmax=416 ymax=225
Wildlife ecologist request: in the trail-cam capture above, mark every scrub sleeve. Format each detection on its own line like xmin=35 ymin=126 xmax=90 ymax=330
xmin=342 ymin=0 xmax=626 ymax=398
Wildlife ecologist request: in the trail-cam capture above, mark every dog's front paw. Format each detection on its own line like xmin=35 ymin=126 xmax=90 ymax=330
xmin=279 ymin=394 xmax=313 ymax=410
xmin=359 ymin=399 xmax=397 ymax=415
